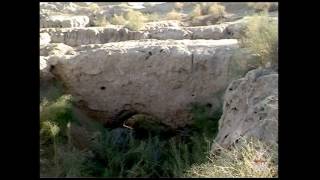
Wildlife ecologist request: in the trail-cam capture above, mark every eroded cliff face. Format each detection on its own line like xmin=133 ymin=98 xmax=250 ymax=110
xmin=44 ymin=39 xmax=256 ymax=128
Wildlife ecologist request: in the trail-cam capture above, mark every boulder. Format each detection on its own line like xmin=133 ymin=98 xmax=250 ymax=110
xmin=47 ymin=39 xmax=254 ymax=128
xmin=213 ymin=68 xmax=278 ymax=149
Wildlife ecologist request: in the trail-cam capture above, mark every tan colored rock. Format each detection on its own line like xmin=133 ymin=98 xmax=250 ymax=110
xmin=48 ymin=39 xmax=254 ymax=128
xmin=40 ymin=15 xmax=90 ymax=28
xmin=186 ymin=24 xmax=229 ymax=39
xmin=40 ymin=33 xmax=51 ymax=46
xmin=149 ymin=27 xmax=192 ymax=39
xmin=40 ymin=43 xmax=74 ymax=56
xmin=40 ymin=26 xmax=149 ymax=47
xmin=213 ymin=68 xmax=278 ymax=149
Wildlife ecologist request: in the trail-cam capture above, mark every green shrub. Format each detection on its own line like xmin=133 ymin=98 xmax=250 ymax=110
xmin=240 ymin=14 xmax=278 ymax=69
xmin=184 ymin=138 xmax=278 ymax=178
xmin=40 ymin=94 xmax=224 ymax=177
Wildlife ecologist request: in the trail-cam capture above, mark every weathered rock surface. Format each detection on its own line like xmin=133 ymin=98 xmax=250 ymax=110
xmin=40 ymin=27 xmax=149 ymax=47
xmin=213 ymin=68 xmax=278 ymax=149
xmin=40 ymin=33 xmax=51 ymax=46
xmin=47 ymin=39 xmax=255 ymax=128
xmin=40 ymin=15 xmax=90 ymax=28
xmin=40 ymin=56 xmax=54 ymax=82
xmin=186 ymin=24 xmax=230 ymax=40
xmin=40 ymin=16 xmax=275 ymax=47
xmin=40 ymin=43 xmax=74 ymax=56
xmin=149 ymin=27 xmax=192 ymax=40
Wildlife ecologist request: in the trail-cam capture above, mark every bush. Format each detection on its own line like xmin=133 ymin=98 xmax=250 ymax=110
xmin=166 ymin=10 xmax=183 ymax=20
xmin=144 ymin=13 xmax=160 ymax=22
xmin=189 ymin=4 xmax=202 ymax=19
xmin=184 ymin=138 xmax=278 ymax=178
xmin=124 ymin=10 xmax=148 ymax=31
xmin=240 ymin=15 xmax=278 ymax=69
xmin=109 ymin=10 xmax=147 ymax=31
xmin=110 ymin=14 xmax=127 ymax=25
xmin=207 ymin=3 xmax=226 ymax=18
xmin=92 ymin=15 xmax=109 ymax=27
xmin=248 ymin=2 xmax=271 ymax=13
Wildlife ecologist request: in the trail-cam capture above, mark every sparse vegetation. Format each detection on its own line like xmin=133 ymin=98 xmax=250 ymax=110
xmin=144 ymin=13 xmax=160 ymax=22
xmin=124 ymin=10 xmax=148 ymax=31
xmin=248 ymin=2 xmax=272 ymax=13
xmin=109 ymin=10 xmax=148 ymax=31
xmin=184 ymin=138 xmax=278 ymax=178
xmin=189 ymin=4 xmax=202 ymax=19
xmin=166 ymin=10 xmax=183 ymax=21
xmin=110 ymin=14 xmax=127 ymax=26
xmin=240 ymin=14 xmax=278 ymax=69
xmin=92 ymin=15 xmax=109 ymax=27
xmin=207 ymin=2 xmax=226 ymax=18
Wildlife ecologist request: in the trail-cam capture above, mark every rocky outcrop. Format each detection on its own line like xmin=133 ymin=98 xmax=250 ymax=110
xmin=40 ymin=17 xmax=272 ymax=47
xmin=47 ymin=39 xmax=255 ymax=128
xmin=40 ymin=27 xmax=149 ymax=47
xmin=40 ymin=15 xmax=90 ymax=28
xmin=186 ymin=24 xmax=230 ymax=39
xmin=149 ymin=27 xmax=192 ymax=40
xmin=213 ymin=68 xmax=278 ymax=149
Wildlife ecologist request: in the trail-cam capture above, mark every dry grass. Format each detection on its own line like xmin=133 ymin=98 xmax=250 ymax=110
xmin=110 ymin=14 xmax=127 ymax=25
xmin=189 ymin=4 xmax=202 ymax=19
xmin=109 ymin=10 xmax=148 ymax=31
xmin=124 ymin=10 xmax=148 ymax=31
xmin=144 ymin=13 xmax=161 ymax=22
xmin=166 ymin=10 xmax=183 ymax=20
xmin=174 ymin=2 xmax=184 ymax=12
xmin=207 ymin=3 xmax=226 ymax=18
xmin=248 ymin=2 xmax=272 ymax=13
xmin=240 ymin=14 xmax=278 ymax=68
xmin=184 ymin=138 xmax=278 ymax=178
xmin=92 ymin=15 xmax=109 ymax=27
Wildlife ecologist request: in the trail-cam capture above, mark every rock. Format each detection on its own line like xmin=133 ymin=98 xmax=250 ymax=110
xmin=47 ymin=39 xmax=254 ymax=128
xmin=40 ymin=43 xmax=74 ymax=56
xmin=143 ymin=20 xmax=183 ymax=31
xmin=149 ymin=27 xmax=192 ymax=40
xmin=40 ymin=15 xmax=90 ymax=28
xmin=212 ymin=68 xmax=278 ymax=149
xmin=140 ymin=2 xmax=177 ymax=14
xmin=186 ymin=24 xmax=229 ymax=39
xmin=40 ymin=56 xmax=54 ymax=82
xmin=40 ymin=33 xmax=51 ymax=46
xmin=40 ymin=27 xmax=149 ymax=47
